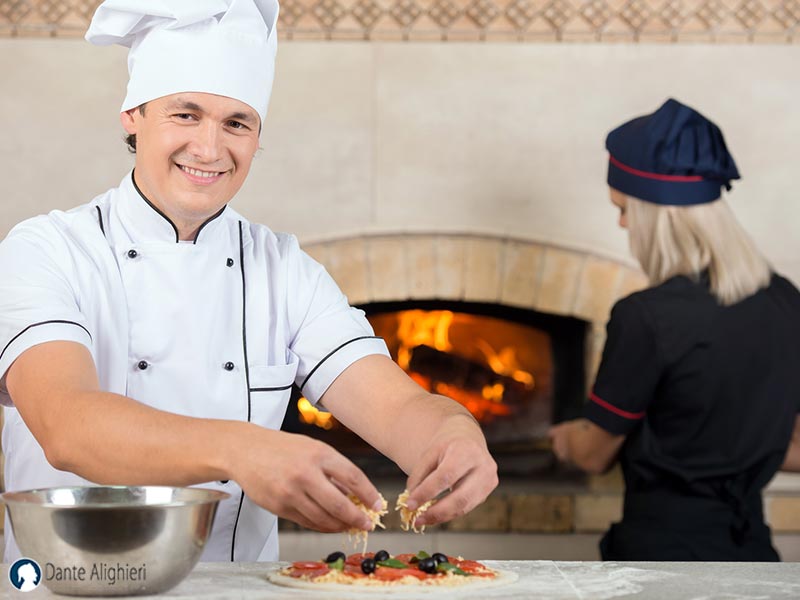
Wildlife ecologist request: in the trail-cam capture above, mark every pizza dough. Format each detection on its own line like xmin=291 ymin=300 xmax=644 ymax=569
xmin=267 ymin=565 xmax=519 ymax=592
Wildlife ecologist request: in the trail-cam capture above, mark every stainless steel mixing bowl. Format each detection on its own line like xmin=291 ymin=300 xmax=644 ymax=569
xmin=2 ymin=486 xmax=229 ymax=596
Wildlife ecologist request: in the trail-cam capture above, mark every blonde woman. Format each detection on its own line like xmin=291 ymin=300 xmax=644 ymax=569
xmin=549 ymin=99 xmax=800 ymax=561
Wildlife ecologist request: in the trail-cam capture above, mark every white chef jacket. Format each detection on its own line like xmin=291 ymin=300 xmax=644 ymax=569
xmin=0 ymin=171 xmax=389 ymax=562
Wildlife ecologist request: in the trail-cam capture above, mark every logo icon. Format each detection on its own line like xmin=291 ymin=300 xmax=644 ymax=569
xmin=8 ymin=558 xmax=41 ymax=592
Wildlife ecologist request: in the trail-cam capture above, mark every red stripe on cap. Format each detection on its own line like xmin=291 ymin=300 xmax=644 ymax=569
xmin=590 ymin=391 xmax=646 ymax=420
xmin=609 ymin=155 xmax=704 ymax=183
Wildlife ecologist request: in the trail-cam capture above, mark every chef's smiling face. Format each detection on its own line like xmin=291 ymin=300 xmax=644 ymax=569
xmin=121 ymin=92 xmax=260 ymax=239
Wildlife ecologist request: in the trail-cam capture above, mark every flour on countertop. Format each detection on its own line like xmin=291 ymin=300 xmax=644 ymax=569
xmin=551 ymin=562 xmax=677 ymax=599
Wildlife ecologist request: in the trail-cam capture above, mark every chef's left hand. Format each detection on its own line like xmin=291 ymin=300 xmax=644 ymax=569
xmin=402 ymin=414 xmax=498 ymax=527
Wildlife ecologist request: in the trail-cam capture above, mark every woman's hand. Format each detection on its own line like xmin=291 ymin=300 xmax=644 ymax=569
xmin=547 ymin=419 xmax=625 ymax=474
xmin=781 ymin=416 xmax=800 ymax=472
xmin=548 ymin=420 xmax=577 ymax=463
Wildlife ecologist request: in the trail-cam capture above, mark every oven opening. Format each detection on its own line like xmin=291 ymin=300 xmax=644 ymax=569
xmin=281 ymin=300 xmax=588 ymax=480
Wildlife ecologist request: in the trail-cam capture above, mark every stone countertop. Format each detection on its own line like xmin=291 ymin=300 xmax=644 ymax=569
xmin=3 ymin=561 xmax=800 ymax=599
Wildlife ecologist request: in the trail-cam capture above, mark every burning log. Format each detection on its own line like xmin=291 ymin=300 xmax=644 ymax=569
xmin=408 ymin=344 xmax=532 ymax=415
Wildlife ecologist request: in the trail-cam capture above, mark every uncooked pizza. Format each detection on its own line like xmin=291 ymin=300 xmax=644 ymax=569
xmin=267 ymin=550 xmax=518 ymax=591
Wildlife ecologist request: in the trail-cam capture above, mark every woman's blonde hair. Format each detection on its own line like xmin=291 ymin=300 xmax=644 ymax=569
xmin=625 ymin=194 xmax=771 ymax=305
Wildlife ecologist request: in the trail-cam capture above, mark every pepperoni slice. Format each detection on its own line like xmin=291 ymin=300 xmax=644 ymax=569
xmin=343 ymin=564 xmax=368 ymax=579
xmin=346 ymin=553 xmax=373 ymax=566
xmin=288 ymin=561 xmax=330 ymax=580
xmin=288 ymin=568 xmax=329 ymax=579
xmin=374 ymin=569 xmax=413 ymax=581
xmin=291 ymin=561 xmax=328 ymax=570
xmin=393 ymin=553 xmax=417 ymax=563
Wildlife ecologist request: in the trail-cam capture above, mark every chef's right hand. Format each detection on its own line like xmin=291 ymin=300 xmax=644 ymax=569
xmin=228 ymin=426 xmax=382 ymax=532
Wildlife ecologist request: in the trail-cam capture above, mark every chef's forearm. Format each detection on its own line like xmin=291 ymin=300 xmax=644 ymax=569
xmin=44 ymin=390 xmax=244 ymax=486
xmin=6 ymin=340 xmax=247 ymax=486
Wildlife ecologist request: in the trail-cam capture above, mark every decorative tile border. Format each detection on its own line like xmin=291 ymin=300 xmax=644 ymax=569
xmin=1 ymin=0 xmax=798 ymax=42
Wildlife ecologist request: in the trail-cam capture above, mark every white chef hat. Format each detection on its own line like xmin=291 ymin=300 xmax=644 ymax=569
xmin=85 ymin=0 xmax=279 ymax=124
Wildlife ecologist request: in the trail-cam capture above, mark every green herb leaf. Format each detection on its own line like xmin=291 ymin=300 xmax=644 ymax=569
xmin=329 ymin=558 xmax=344 ymax=571
xmin=436 ymin=562 xmax=469 ymax=576
xmin=409 ymin=550 xmax=430 ymax=563
xmin=377 ymin=558 xmax=408 ymax=569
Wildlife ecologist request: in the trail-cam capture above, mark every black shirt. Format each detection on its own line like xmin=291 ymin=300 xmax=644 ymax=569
xmin=585 ymin=272 xmax=800 ymax=503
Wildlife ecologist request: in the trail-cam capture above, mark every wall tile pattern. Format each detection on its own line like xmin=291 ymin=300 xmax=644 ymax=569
xmin=2 ymin=0 xmax=798 ymax=42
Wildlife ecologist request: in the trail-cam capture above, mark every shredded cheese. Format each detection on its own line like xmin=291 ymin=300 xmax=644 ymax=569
xmin=395 ymin=489 xmax=435 ymax=533
xmin=346 ymin=493 xmax=388 ymax=554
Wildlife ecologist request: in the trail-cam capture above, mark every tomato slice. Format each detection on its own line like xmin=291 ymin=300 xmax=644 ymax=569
xmin=452 ymin=559 xmax=495 ymax=577
xmin=452 ymin=559 xmax=483 ymax=569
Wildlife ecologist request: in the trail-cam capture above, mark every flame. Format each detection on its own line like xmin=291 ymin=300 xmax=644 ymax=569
xmin=397 ymin=310 xmax=453 ymax=369
xmin=475 ymin=339 xmax=535 ymax=389
xmin=297 ymin=309 xmax=539 ymax=429
xmin=433 ymin=381 xmax=512 ymax=421
xmin=297 ymin=397 xmax=334 ymax=430
xmin=392 ymin=310 xmax=535 ymax=423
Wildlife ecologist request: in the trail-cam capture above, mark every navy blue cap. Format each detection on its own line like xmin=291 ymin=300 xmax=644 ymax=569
xmin=606 ymin=98 xmax=740 ymax=205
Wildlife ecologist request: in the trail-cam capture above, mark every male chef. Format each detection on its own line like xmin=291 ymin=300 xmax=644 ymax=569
xmin=0 ymin=0 xmax=497 ymax=561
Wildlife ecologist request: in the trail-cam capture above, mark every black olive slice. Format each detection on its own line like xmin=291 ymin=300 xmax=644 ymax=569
xmin=361 ymin=557 xmax=377 ymax=574
xmin=374 ymin=549 xmax=389 ymax=562
xmin=325 ymin=551 xmax=346 ymax=564
xmin=418 ymin=557 xmax=437 ymax=574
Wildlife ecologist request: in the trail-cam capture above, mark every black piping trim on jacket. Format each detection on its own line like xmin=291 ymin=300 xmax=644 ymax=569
xmin=299 ymin=336 xmax=382 ymax=392
xmin=130 ymin=169 xmax=228 ymax=244
xmin=231 ymin=221 xmax=251 ymax=562
xmin=0 ymin=320 xmax=92 ymax=363
xmin=95 ymin=206 xmax=105 ymax=237
xmin=193 ymin=205 xmax=226 ymax=245
xmin=250 ymin=384 xmax=293 ymax=392
xmin=130 ymin=169 xmax=180 ymax=242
